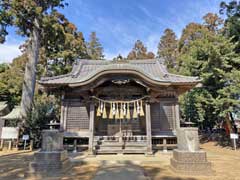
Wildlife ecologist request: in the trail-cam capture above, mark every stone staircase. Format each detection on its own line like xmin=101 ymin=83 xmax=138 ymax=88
xmin=94 ymin=136 xmax=148 ymax=154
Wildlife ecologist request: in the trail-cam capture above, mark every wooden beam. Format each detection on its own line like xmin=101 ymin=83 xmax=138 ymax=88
xmin=60 ymin=93 xmax=65 ymax=131
xmin=63 ymin=102 xmax=68 ymax=131
xmin=88 ymin=103 xmax=95 ymax=155
xmin=175 ymin=99 xmax=180 ymax=129
xmin=145 ymin=103 xmax=153 ymax=155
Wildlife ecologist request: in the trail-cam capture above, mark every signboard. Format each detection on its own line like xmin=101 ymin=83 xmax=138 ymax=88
xmin=0 ymin=119 xmax=5 ymax=139
xmin=22 ymin=135 xmax=29 ymax=140
xmin=1 ymin=127 xmax=19 ymax=139
xmin=230 ymin=133 xmax=239 ymax=139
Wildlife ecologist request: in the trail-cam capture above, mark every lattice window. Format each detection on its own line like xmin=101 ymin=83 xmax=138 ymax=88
xmin=151 ymin=103 xmax=161 ymax=130
xmin=160 ymin=103 xmax=174 ymax=130
xmin=151 ymin=102 xmax=175 ymax=132
xmin=66 ymin=102 xmax=89 ymax=131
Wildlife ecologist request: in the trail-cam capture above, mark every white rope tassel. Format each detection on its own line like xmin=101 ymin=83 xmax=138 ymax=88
xmin=137 ymin=100 xmax=140 ymax=115
xmin=112 ymin=102 xmax=116 ymax=116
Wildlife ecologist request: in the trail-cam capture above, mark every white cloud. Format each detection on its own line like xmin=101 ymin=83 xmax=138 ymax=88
xmin=0 ymin=43 xmax=22 ymax=63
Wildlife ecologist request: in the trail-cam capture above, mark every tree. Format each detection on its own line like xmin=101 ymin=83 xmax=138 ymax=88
xmin=177 ymin=31 xmax=240 ymax=130
xmin=87 ymin=32 xmax=104 ymax=59
xmin=178 ymin=23 xmax=210 ymax=53
xmin=203 ymin=13 xmax=223 ymax=32
xmin=38 ymin=11 xmax=88 ymax=76
xmin=127 ymin=40 xmax=155 ymax=60
xmin=0 ymin=63 xmax=8 ymax=73
xmin=24 ymin=93 xmax=59 ymax=147
xmin=157 ymin=28 xmax=178 ymax=69
xmin=220 ymin=1 xmax=240 ymax=53
xmin=0 ymin=54 xmax=27 ymax=107
xmin=0 ymin=0 xmax=66 ymax=118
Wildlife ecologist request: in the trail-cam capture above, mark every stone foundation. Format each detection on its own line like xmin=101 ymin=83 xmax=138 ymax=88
xmin=30 ymin=151 xmax=70 ymax=172
xmin=170 ymin=128 xmax=213 ymax=175
xmin=170 ymin=149 xmax=212 ymax=175
xmin=26 ymin=130 xmax=71 ymax=178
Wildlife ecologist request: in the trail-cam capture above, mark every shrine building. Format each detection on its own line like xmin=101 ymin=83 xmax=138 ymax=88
xmin=39 ymin=59 xmax=200 ymax=155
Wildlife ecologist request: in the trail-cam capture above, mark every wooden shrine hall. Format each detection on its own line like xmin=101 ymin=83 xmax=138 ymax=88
xmin=39 ymin=59 xmax=200 ymax=154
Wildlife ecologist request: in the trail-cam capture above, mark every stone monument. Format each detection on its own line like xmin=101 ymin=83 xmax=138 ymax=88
xmin=26 ymin=130 xmax=71 ymax=178
xmin=170 ymin=127 xmax=212 ymax=175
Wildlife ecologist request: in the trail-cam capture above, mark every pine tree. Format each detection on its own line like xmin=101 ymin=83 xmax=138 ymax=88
xmin=87 ymin=32 xmax=104 ymax=59
xmin=0 ymin=0 xmax=66 ymax=118
xmin=203 ymin=13 xmax=223 ymax=32
xmin=127 ymin=40 xmax=155 ymax=60
xmin=177 ymin=29 xmax=240 ymax=130
xmin=157 ymin=28 xmax=178 ymax=69
xmin=220 ymin=1 xmax=240 ymax=53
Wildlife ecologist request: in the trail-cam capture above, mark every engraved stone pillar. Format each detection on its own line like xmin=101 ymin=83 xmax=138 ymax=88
xmin=88 ymin=103 xmax=95 ymax=155
xmin=170 ymin=128 xmax=212 ymax=175
xmin=145 ymin=103 xmax=152 ymax=155
xmin=26 ymin=130 xmax=71 ymax=178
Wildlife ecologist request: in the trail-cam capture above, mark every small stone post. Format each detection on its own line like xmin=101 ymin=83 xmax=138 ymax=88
xmin=26 ymin=130 xmax=71 ymax=178
xmin=170 ymin=127 xmax=212 ymax=175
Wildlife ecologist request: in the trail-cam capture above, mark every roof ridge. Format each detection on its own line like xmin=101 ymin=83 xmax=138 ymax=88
xmin=40 ymin=73 xmax=72 ymax=81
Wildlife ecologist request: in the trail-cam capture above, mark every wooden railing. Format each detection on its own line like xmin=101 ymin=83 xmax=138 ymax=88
xmin=152 ymin=136 xmax=177 ymax=151
xmin=94 ymin=135 xmax=147 ymax=143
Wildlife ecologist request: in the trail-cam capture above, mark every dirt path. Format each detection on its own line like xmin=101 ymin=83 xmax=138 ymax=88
xmin=0 ymin=142 xmax=239 ymax=180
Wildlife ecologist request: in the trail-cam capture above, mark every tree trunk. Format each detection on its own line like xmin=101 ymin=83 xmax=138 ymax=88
xmin=225 ymin=112 xmax=233 ymax=135
xmin=20 ymin=18 xmax=40 ymax=118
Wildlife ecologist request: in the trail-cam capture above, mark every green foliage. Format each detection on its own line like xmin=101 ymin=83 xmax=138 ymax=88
xmin=177 ymin=18 xmax=240 ymax=128
xmin=220 ymin=1 xmax=240 ymax=53
xmin=0 ymin=0 xmax=66 ymax=42
xmin=0 ymin=63 xmax=8 ymax=73
xmin=180 ymin=88 xmax=213 ymax=124
xmin=23 ymin=94 xmax=59 ymax=147
xmin=39 ymin=11 xmax=89 ymax=76
xmin=0 ymin=54 xmax=27 ymax=107
xmin=127 ymin=40 xmax=155 ymax=60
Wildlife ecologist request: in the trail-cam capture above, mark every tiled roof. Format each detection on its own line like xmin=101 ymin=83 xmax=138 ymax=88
xmin=1 ymin=106 xmax=21 ymax=120
xmin=39 ymin=59 xmax=200 ymax=86
xmin=0 ymin=101 xmax=8 ymax=112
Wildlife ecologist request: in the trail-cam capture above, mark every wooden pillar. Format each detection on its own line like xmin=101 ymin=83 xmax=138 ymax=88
xmin=145 ymin=103 xmax=152 ymax=155
xmin=60 ymin=94 xmax=65 ymax=131
xmin=175 ymin=100 xmax=180 ymax=129
xmin=63 ymin=102 xmax=68 ymax=131
xmin=88 ymin=103 xmax=95 ymax=155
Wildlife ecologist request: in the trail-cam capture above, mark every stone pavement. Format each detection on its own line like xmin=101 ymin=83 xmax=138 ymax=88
xmin=93 ymin=164 xmax=150 ymax=180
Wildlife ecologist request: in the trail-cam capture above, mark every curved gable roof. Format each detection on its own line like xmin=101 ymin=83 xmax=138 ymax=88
xmin=39 ymin=59 xmax=200 ymax=87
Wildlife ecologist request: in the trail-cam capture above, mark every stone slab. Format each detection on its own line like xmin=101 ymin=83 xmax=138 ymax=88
xmin=177 ymin=128 xmax=199 ymax=152
xmin=170 ymin=149 xmax=213 ymax=175
xmin=26 ymin=130 xmax=71 ymax=178
xmin=41 ymin=129 xmax=64 ymax=151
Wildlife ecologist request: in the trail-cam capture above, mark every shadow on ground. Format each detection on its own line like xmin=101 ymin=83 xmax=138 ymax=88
xmin=0 ymin=152 xmax=32 ymax=180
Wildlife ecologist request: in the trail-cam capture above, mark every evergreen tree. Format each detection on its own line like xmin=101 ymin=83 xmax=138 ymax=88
xmin=220 ymin=1 xmax=240 ymax=53
xmin=87 ymin=32 xmax=104 ymax=59
xmin=127 ymin=40 xmax=155 ymax=60
xmin=177 ymin=29 xmax=240 ymax=130
xmin=203 ymin=13 xmax=223 ymax=32
xmin=0 ymin=0 xmax=66 ymax=118
xmin=0 ymin=54 xmax=27 ymax=107
xmin=157 ymin=28 xmax=178 ymax=69
xmin=39 ymin=11 xmax=88 ymax=76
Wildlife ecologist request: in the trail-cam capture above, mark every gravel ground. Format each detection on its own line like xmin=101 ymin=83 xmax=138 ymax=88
xmin=0 ymin=142 xmax=239 ymax=180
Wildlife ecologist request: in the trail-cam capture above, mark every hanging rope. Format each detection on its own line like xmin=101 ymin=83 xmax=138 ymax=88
xmin=91 ymin=96 xmax=149 ymax=103
xmin=92 ymin=96 xmax=148 ymax=119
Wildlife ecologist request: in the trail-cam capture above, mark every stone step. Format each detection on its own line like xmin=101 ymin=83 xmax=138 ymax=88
xmin=96 ymin=149 xmax=147 ymax=154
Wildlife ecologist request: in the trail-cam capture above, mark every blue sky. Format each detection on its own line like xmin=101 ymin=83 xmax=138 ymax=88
xmin=0 ymin=0 xmax=230 ymax=63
